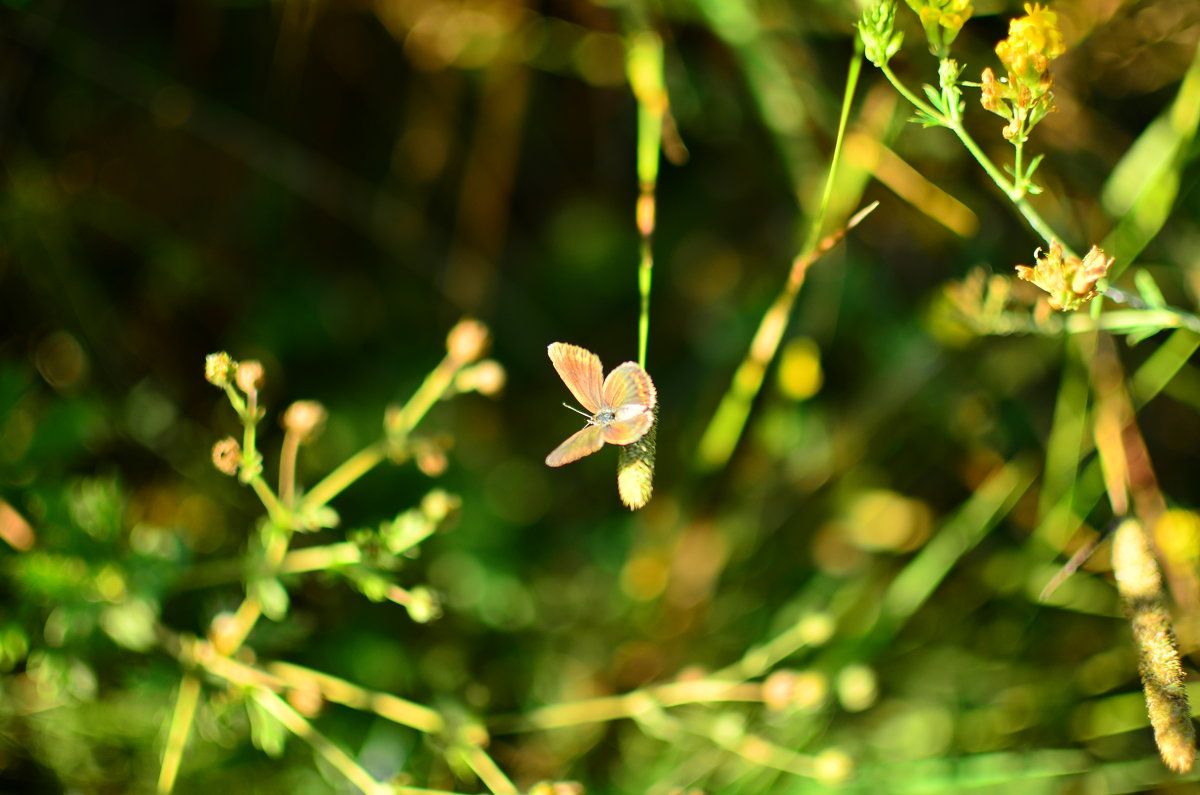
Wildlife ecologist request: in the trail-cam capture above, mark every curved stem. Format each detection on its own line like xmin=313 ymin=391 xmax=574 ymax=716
xmin=880 ymin=63 xmax=940 ymax=119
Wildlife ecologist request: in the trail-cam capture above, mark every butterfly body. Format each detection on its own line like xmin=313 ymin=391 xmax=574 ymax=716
xmin=545 ymin=342 xmax=656 ymax=467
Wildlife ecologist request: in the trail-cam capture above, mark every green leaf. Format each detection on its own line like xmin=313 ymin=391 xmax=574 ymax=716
xmin=1134 ymin=268 xmax=1167 ymax=308
xmin=247 ymin=696 xmax=287 ymax=758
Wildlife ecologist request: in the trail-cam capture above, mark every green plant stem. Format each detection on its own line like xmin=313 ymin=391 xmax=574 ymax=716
xmin=300 ymin=440 xmax=386 ymax=512
xmin=1068 ymin=308 xmax=1200 ymax=335
xmin=879 ymin=64 xmax=1064 ymax=246
xmin=695 ymin=54 xmax=864 ymax=472
xmin=879 ymin=63 xmax=939 ymax=118
xmin=279 ymin=429 xmax=300 ymax=508
xmin=267 ymin=660 xmax=445 ymax=734
xmin=492 ymin=679 xmax=761 ymax=733
xmin=300 ymin=350 xmax=466 ymax=512
xmin=805 ymin=51 xmax=862 ymax=252
xmin=457 ymin=746 xmax=518 ymax=794
xmin=627 ymin=30 xmax=665 ymax=369
xmin=250 ymin=688 xmax=390 ymax=795
xmin=157 ymin=673 xmax=201 ymax=794
xmin=248 ymin=475 xmax=289 ymax=526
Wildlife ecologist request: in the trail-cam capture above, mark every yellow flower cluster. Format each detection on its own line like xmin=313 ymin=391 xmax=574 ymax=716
xmin=980 ymin=3 xmax=1065 ymax=140
xmin=995 ymin=3 xmax=1065 ymax=90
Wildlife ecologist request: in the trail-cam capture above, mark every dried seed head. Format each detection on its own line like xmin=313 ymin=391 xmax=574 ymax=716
xmin=618 ymin=404 xmax=658 ymax=510
xmin=1112 ymin=518 xmax=1196 ymax=773
xmin=281 ymin=400 xmax=327 ymax=443
xmin=446 ymin=318 xmax=490 ymax=364
xmin=235 ymin=360 xmax=264 ymax=393
xmin=1015 ymin=241 xmax=1113 ymax=311
xmin=211 ymin=437 xmax=241 ymax=476
xmin=205 ymin=352 xmax=236 ymax=387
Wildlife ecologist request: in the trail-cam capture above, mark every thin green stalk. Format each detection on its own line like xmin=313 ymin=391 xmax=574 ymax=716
xmin=248 ymin=475 xmax=289 ymax=526
xmin=250 ymin=688 xmax=390 ymax=795
xmin=874 ymin=457 xmax=1037 ymax=647
xmin=880 ymin=64 xmax=1066 ymax=246
xmin=695 ymin=51 xmax=864 ymax=472
xmin=804 ymin=51 xmax=862 ymax=252
xmin=299 ymin=440 xmax=386 ymax=513
xmin=267 ymin=660 xmax=445 ymax=734
xmin=157 ymin=673 xmax=201 ymax=794
xmin=457 ymin=746 xmax=518 ymax=794
xmin=879 ymin=63 xmax=939 ymax=119
xmin=627 ymin=30 xmax=665 ymax=369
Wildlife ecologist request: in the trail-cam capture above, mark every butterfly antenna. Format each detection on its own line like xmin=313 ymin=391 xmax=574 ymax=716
xmin=562 ymin=402 xmax=593 ymax=419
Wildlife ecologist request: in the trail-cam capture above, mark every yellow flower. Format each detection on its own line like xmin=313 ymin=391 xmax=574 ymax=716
xmin=996 ymin=3 xmax=1064 ymax=89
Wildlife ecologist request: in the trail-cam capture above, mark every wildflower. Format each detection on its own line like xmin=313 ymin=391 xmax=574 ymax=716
xmin=980 ymin=3 xmax=1065 ymax=141
xmin=1015 ymin=242 xmax=1113 ymax=311
xmin=996 ymin=3 xmax=1065 ymax=90
xmin=205 ymin=352 xmax=236 ymax=387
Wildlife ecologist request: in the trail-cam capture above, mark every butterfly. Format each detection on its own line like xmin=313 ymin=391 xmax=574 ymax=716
xmin=545 ymin=342 xmax=657 ymax=467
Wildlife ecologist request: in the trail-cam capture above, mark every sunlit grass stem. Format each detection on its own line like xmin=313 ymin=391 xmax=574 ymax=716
xmin=250 ymin=688 xmax=392 ymax=795
xmin=157 ymin=673 xmax=201 ymax=794
xmin=695 ymin=53 xmax=865 ymax=472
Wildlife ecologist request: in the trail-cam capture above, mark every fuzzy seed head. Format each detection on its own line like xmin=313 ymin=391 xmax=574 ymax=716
xmin=205 ymin=352 xmax=236 ymax=387
xmin=618 ymin=404 xmax=658 ymax=510
xmin=1113 ymin=519 xmax=1196 ymax=773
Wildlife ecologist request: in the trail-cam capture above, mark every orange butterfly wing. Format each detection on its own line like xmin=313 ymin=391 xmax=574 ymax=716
xmin=600 ymin=361 xmax=655 ymax=445
xmin=602 ymin=362 xmax=656 ymax=412
xmin=548 ymin=343 xmax=604 ymax=414
xmin=602 ymin=407 xmax=653 ymax=445
xmin=545 ymin=423 xmax=605 ymax=467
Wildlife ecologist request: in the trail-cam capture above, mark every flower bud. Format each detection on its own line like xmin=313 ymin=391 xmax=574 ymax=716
xmin=205 ymin=352 xmax=236 ymax=387
xmin=211 ymin=437 xmax=241 ymax=476
xmin=455 ymin=360 xmax=507 ymax=396
xmin=445 ymin=318 xmax=490 ymax=364
xmin=235 ymin=360 xmax=264 ymax=393
xmin=281 ymin=400 xmax=327 ymax=443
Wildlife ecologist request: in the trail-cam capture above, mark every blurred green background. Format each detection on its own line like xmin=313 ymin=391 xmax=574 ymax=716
xmin=3 ymin=0 xmax=1200 ymax=792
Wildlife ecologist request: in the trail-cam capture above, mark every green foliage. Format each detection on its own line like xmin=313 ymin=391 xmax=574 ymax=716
xmin=4 ymin=1 xmax=1200 ymax=793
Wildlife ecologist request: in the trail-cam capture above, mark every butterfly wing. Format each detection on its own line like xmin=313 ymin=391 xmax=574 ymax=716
xmin=548 ymin=343 xmax=604 ymax=414
xmin=602 ymin=362 xmax=656 ymax=413
xmin=545 ymin=423 xmax=606 ymax=467
xmin=602 ymin=405 xmax=653 ymax=445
